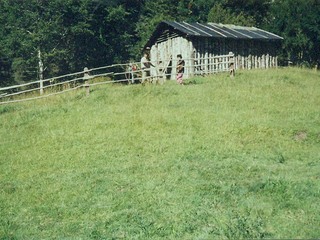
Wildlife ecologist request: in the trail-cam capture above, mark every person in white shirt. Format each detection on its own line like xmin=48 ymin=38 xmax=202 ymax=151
xmin=140 ymin=52 xmax=154 ymax=84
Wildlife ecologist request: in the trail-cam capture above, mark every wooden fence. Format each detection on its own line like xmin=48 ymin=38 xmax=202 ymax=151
xmin=0 ymin=53 xmax=235 ymax=104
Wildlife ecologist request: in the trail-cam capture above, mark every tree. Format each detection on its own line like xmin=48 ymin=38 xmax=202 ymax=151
xmin=268 ymin=0 xmax=320 ymax=66
xmin=207 ymin=3 xmax=255 ymax=26
xmin=222 ymin=0 xmax=272 ymax=27
xmin=0 ymin=0 xmax=45 ymax=84
xmin=0 ymin=0 xmax=143 ymax=85
xmin=135 ymin=0 xmax=176 ymax=56
xmin=134 ymin=0 xmax=221 ymax=54
xmin=0 ymin=0 xmax=318 ymax=87
xmin=184 ymin=0 xmax=222 ymax=22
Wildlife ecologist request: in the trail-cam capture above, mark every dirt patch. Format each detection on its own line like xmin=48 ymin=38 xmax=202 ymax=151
xmin=293 ymin=131 xmax=307 ymax=141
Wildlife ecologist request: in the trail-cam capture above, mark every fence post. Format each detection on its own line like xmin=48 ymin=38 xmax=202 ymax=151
xmin=38 ymin=50 xmax=44 ymax=95
xmin=83 ymin=67 xmax=90 ymax=80
xmin=83 ymin=67 xmax=91 ymax=96
xmin=84 ymin=81 xmax=90 ymax=96
xmin=130 ymin=63 xmax=135 ymax=84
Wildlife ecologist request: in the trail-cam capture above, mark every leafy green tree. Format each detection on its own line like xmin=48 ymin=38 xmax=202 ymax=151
xmin=222 ymin=0 xmax=272 ymax=27
xmin=1 ymin=0 xmax=319 ymax=87
xmin=0 ymin=0 xmax=143 ymax=85
xmin=135 ymin=0 xmax=176 ymax=55
xmin=268 ymin=0 xmax=320 ymax=66
xmin=0 ymin=0 xmax=76 ymax=82
xmin=0 ymin=0 xmax=36 ymax=85
xmin=184 ymin=0 xmax=222 ymax=22
xmin=135 ymin=0 xmax=221 ymax=53
xmin=207 ymin=3 xmax=255 ymax=26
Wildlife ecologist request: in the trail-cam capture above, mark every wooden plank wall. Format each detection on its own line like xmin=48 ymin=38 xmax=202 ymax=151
xmin=150 ymin=35 xmax=191 ymax=80
xmin=192 ymin=38 xmax=279 ymax=71
xmin=149 ymin=33 xmax=279 ymax=80
xmin=231 ymin=40 xmax=279 ymax=70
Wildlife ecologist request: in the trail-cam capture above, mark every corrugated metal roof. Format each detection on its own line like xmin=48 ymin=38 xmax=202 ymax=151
xmin=146 ymin=21 xmax=283 ymax=47
xmin=169 ymin=21 xmax=283 ymax=40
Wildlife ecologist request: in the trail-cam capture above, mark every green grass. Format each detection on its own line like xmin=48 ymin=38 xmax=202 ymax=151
xmin=0 ymin=68 xmax=319 ymax=239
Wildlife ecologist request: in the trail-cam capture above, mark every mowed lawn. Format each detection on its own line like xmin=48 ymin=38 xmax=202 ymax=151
xmin=0 ymin=68 xmax=319 ymax=239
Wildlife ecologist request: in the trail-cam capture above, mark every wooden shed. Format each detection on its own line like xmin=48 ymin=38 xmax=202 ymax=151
xmin=144 ymin=21 xmax=283 ymax=80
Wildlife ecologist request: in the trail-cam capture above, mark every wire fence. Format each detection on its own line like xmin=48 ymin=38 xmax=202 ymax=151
xmin=0 ymin=53 xmax=235 ymax=105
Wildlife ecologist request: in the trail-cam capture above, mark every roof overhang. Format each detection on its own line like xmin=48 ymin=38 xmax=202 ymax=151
xmin=144 ymin=21 xmax=283 ymax=51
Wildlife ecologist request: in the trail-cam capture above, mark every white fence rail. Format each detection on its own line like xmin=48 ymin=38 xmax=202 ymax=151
xmin=0 ymin=53 xmax=234 ymax=105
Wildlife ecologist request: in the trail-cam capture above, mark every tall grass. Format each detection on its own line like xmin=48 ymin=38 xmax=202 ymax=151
xmin=0 ymin=68 xmax=319 ymax=239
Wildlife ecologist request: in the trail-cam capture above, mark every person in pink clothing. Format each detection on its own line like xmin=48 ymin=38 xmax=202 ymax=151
xmin=176 ymin=54 xmax=185 ymax=85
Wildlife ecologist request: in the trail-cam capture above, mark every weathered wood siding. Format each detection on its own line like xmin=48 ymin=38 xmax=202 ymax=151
xmin=149 ymin=34 xmax=279 ymax=80
xmin=150 ymin=35 xmax=191 ymax=80
xmin=192 ymin=37 xmax=279 ymax=71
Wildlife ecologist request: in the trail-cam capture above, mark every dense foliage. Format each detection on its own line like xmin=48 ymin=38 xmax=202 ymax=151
xmin=0 ymin=0 xmax=319 ymax=86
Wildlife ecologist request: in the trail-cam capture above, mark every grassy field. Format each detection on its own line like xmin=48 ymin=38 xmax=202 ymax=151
xmin=0 ymin=68 xmax=319 ymax=239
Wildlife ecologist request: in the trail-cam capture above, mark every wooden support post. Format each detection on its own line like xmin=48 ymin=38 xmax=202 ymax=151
xmin=84 ymin=81 xmax=90 ymax=96
xmin=83 ymin=67 xmax=90 ymax=80
xmin=131 ymin=67 xmax=134 ymax=84
xmin=189 ymin=42 xmax=195 ymax=77
xmin=38 ymin=50 xmax=44 ymax=95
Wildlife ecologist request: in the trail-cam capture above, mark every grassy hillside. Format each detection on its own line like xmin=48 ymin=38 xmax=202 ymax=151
xmin=1 ymin=68 xmax=319 ymax=239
